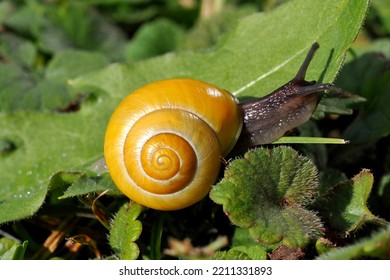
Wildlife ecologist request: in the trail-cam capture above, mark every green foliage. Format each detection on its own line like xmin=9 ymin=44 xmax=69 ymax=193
xmin=0 ymin=238 xmax=20 ymax=260
xmin=314 ymin=170 xmax=388 ymax=233
xmin=0 ymin=32 xmax=70 ymax=112
xmin=336 ymin=42 xmax=390 ymax=143
xmin=1 ymin=0 xmax=389 ymax=260
xmin=3 ymin=1 xmax=127 ymax=59
xmin=57 ymin=171 xmax=122 ymax=199
xmin=0 ymin=107 xmax=113 ymax=224
xmin=12 ymin=240 xmax=28 ymax=260
xmin=230 ymin=228 xmax=270 ymax=260
xmin=109 ymin=202 xmax=143 ymax=260
xmin=213 ymin=249 xmax=252 ymax=260
xmin=0 ymin=238 xmax=27 ymax=260
xmin=124 ymin=18 xmax=185 ymax=62
xmin=46 ymin=50 xmax=110 ymax=84
xmin=210 ymin=146 xmax=323 ymax=248
xmin=318 ymin=225 xmax=390 ymax=260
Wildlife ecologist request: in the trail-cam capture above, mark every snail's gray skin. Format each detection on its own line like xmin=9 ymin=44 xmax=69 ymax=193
xmin=232 ymin=42 xmax=338 ymax=154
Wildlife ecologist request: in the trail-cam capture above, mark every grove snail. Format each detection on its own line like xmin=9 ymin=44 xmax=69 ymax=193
xmin=104 ymin=43 xmax=338 ymax=211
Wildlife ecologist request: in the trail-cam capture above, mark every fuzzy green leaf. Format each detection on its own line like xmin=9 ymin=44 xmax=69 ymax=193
xmin=59 ymin=172 xmax=121 ymax=199
xmin=318 ymin=225 xmax=390 ymax=260
xmin=210 ymin=146 xmax=322 ymax=248
xmin=314 ymin=169 xmax=387 ymax=233
xmin=109 ymin=202 xmax=143 ymax=260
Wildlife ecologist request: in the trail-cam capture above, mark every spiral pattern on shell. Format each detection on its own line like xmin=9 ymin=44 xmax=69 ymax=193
xmin=104 ymin=78 xmax=242 ymax=210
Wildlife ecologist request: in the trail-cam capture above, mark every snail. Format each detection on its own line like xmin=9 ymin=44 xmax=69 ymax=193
xmin=104 ymin=42 xmax=338 ymax=211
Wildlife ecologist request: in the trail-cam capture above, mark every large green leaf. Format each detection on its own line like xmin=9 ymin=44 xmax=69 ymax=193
xmin=0 ymin=101 xmax=115 ymax=223
xmin=0 ymin=0 xmax=369 ymax=224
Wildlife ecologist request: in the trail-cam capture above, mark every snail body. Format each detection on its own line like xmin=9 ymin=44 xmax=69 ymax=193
xmin=104 ymin=42 xmax=337 ymax=210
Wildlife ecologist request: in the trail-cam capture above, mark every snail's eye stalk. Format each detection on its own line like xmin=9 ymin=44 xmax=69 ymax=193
xmin=294 ymin=42 xmax=320 ymax=82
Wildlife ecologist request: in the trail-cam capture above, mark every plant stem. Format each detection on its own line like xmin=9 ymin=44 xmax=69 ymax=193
xmin=150 ymin=214 xmax=165 ymax=260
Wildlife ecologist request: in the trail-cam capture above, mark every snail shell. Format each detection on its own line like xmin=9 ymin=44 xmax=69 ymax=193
xmin=104 ymin=79 xmax=243 ymax=210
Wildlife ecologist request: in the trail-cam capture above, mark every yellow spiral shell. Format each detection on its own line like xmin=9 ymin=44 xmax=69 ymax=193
xmin=104 ymin=78 xmax=242 ymax=210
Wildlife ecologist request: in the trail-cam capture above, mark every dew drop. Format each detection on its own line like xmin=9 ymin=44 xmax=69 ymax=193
xmin=89 ymin=158 xmax=108 ymax=174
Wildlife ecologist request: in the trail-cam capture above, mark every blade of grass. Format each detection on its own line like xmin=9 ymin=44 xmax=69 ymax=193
xmin=272 ymin=136 xmax=348 ymax=144
xmin=12 ymin=240 xmax=28 ymax=260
